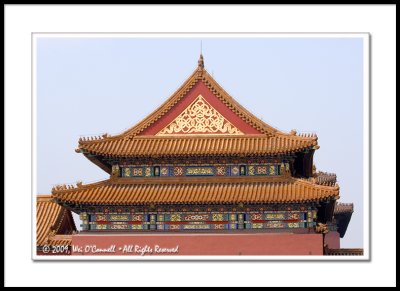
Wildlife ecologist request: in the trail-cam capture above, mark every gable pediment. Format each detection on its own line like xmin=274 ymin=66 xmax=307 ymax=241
xmin=139 ymin=79 xmax=263 ymax=136
xmin=156 ymin=95 xmax=243 ymax=135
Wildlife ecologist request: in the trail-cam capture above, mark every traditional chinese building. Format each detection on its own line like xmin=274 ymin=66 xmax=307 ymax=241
xmin=42 ymin=54 xmax=359 ymax=255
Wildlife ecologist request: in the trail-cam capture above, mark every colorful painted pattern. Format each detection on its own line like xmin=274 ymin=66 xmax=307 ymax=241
xmin=185 ymin=167 xmax=215 ymax=176
xmin=85 ymin=210 xmax=315 ymax=231
xmin=248 ymin=165 xmax=280 ymax=176
xmin=121 ymin=166 xmax=152 ymax=178
xmin=160 ymin=167 xmax=169 ymax=176
xmin=120 ymin=164 xmax=284 ymax=178
xmin=231 ymin=166 xmax=240 ymax=176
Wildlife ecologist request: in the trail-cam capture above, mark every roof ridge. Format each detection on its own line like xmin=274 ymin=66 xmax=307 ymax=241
xmin=77 ymin=129 xmax=319 ymax=148
xmin=201 ymin=69 xmax=278 ymax=136
xmin=276 ymin=131 xmax=318 ymax=140
xmin=52 ymin=177 xmax=340 ymax=205
xmin=51 ymin=179 xmax=111 ymax=194
xmin=51 ymin=176 xmax=340 ymax=194
xmin=293 ymin=177 xmax=340 ymax=190
xmin=80 ymin=134 xmax=266 ymax=144
xmin=52 ymin=177 xmax=292 ymax=193
xmin=37 ymin=195 xmax=54 ymax=202
xmin=79 ymin=133 xmax=317 ymax=143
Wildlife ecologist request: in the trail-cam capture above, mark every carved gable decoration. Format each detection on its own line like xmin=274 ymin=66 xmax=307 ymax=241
xmin=156 ymin=95 xmax=243 ymax=135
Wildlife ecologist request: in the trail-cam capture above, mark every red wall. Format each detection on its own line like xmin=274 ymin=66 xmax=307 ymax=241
xmin=71 ymin=233 xmax=323 ymax=256
xmin=324 ymin=231 xmax=340 ymax=249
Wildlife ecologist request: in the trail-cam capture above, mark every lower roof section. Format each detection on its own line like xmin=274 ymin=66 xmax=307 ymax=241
xmin=334 ymin=202 xmax=354 ymax=215
xmin=36 ymin=195 xmax=76 ymax=246
xmin=334 ymin=202 xmax=354 ymax=238
xmin=48 ymin=235 xmax=73 ymax=246
xmin=52 ymin=176 xmax=339 ymax=206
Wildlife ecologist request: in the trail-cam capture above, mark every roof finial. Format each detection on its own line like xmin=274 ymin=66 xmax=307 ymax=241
xmin=198 ymin=41 xmax=204 ymax=69
xmin=198 ymin=53 xmax=204 ymax=69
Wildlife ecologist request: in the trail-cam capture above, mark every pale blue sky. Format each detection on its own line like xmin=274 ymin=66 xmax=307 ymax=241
xmin=37 ymin=36 xmax=364 ymax=248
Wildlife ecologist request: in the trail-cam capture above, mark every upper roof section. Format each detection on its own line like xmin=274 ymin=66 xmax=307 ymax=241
xmin=78 ymin=135 xmax=318 ymax=158
xmin=76 ymin=54 xmax=318 ymax=157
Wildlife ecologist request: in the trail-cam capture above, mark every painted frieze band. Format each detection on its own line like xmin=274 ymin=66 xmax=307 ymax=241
xmin=116 ymin=163 xmax=287 ymax=178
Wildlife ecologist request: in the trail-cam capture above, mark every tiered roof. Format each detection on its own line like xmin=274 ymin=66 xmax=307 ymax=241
xmin=52 ymin=55 xmax=339 ymax=208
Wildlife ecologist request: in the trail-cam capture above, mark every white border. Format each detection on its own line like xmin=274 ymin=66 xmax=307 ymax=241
xmin=5 ymin=4 xmax=396 ymax=287
xmin=32 ymin=35 xmax=38 ymax=263
xmin=362 ymin=34 xmax=370 ymax=260
xmin=32 ymin=32 xmax=370 ymax=261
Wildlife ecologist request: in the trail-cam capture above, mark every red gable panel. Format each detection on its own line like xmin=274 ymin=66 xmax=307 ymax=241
xmin=140 ymin=81 xmax=262 ymax=136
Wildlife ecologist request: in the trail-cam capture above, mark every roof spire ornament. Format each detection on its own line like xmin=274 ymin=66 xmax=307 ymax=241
xmin=198 ymin=53 xmax=204 ymax=70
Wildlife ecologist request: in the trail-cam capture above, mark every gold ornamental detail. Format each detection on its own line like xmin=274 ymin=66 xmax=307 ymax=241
xmin=315 ymin=223 xmax=329 ymax=234
xmin=156 ymin=95 xmax=243 ymax=135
